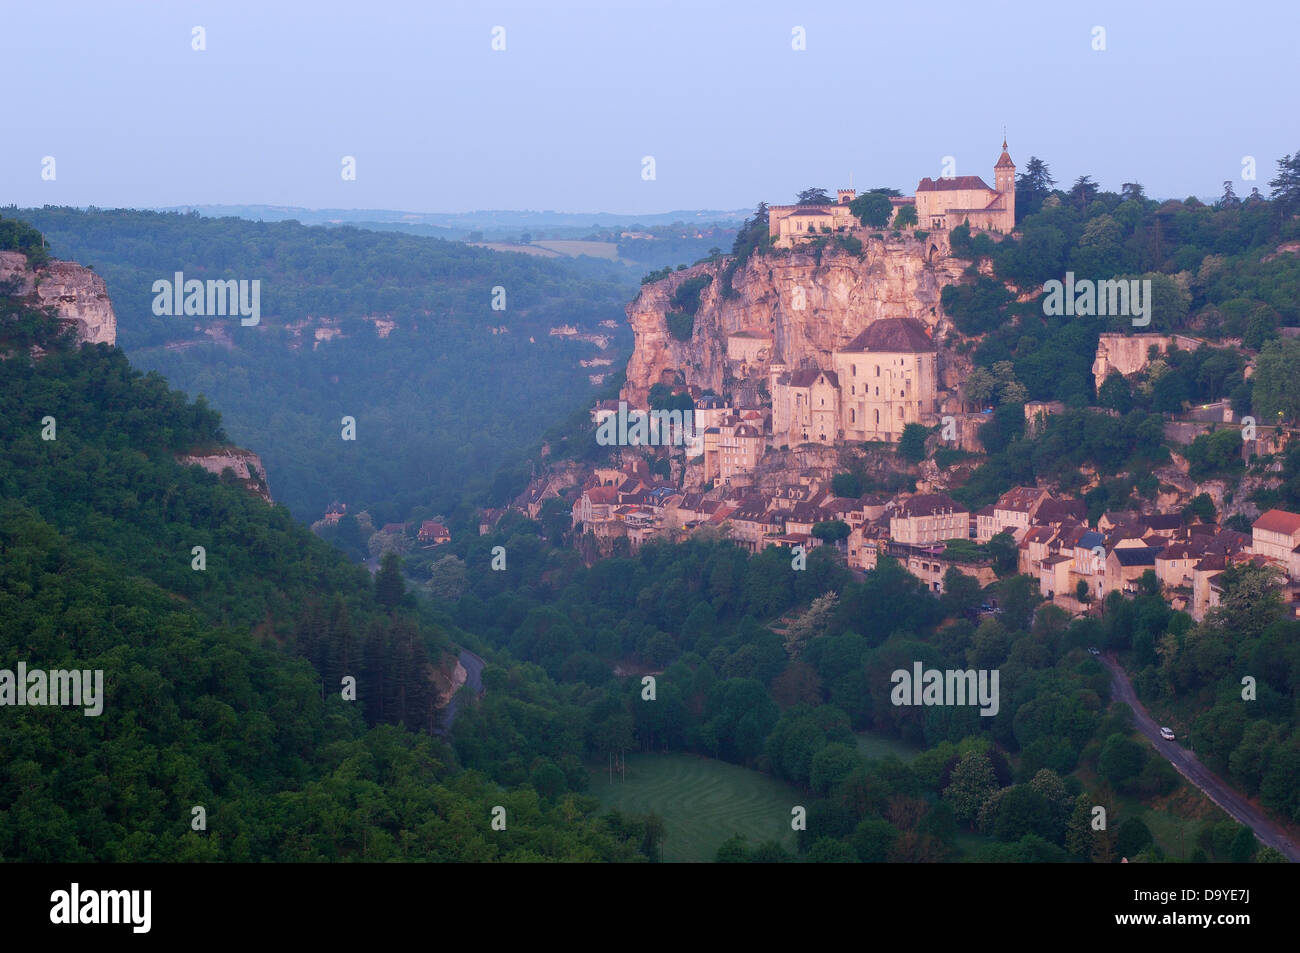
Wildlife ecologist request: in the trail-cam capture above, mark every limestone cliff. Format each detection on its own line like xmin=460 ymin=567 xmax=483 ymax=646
xmin=621 ymin=233 xmax=968 ymax=406
xmin=0 ymin=250 xmax=117 ymax=346
xmin=178 ymin=448 xmax=273 ymax=503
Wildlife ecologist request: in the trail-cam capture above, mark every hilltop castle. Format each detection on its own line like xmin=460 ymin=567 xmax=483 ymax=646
xmin=768 ymin=140 xmax=1017 ymax=245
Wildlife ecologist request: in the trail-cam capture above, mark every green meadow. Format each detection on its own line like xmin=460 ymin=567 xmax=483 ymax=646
xmin=588 ymin=752 xmax=801 ymax=862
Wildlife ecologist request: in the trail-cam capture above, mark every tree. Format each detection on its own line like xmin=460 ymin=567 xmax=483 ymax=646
xmin=796 ymin=188 xmax=832 ymax=206
xmin=831 ymin=471 xmax=864 ymax=497
xmin=1069 ymin=175 xmax=1100 ymax=212
xmin=811 ymin=519 xmax=851 ymax=544
xmin=1121 ymin=182 xmax=1147 ymax=203
xmin=1098 ymin=733 xmax=1145 ymax=784
xmin=1076 ymin=579 xmax=1091 ymax=604
xmin=375 ymin=550 xmax=406 ymax=608
xmin=894 ymin=203 xmax=918 ymax=227
xmin=1016 ymin=157 xmax=1056 ymax=220
xmin=1252 ymin=338 xmax=1300 ymax=424
xmin=1268 ymin=150 xmax=1300 ymax=219
xmin=943 ymin=750 xmax=999 ymax=826
xmin=810 ymin=743 xmax=862 ymax=795
xmin=851 ymin=818 xmax=900 ymax=862
xmin=1116 ymin=816 xmax=1153 ymax=856
xmin=426 ymin=554 xmax=468 ymax=600
xmin=1098 ymin=371 xmax=1132 ymax=412
xmin=965 ymin=366 xmax=996 ymax=408
xmin=942 ymin=567 xmax=983 ymax=617
xmin=898 ymin=422 xmax=930 ymax=462
xmin=849 ymin=191 xmax=893 ymax=228
xmin=1218 ymin=180 xmax=1240 ymax=208
xmin=783 ymin=591 xmax=839 ymax=658
xmin=715 ymin=834 xmax=751 ymax=862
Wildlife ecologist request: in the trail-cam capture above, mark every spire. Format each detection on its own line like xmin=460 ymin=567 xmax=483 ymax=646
xmin=995 ymin=132 xmax=1015 ymax=170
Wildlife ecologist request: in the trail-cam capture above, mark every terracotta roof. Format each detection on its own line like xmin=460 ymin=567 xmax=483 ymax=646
xmin=916 ymin=175 xmax=994 ymax=192
xmin=1253 ymin=509 xmax=1300 ymax=536
xmin=841 ymin=318 xmax=934 ymax=354
xmin=995 ymin=144 xmax=1015 ymax=170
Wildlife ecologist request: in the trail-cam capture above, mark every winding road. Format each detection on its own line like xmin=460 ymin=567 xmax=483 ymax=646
xmin=437 ymin=649 xmax=485 ymax=735
xmin=1101 ymin=654 xmax=1299 ymax=862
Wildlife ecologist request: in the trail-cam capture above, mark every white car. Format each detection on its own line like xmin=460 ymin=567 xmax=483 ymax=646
xmin=1159 ymin=727 xmax=1176 ymax=741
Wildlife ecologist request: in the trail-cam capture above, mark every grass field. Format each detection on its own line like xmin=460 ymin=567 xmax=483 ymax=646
xmin=532 ymin=239 xmax=620 ymax=259
xmin=587 ymin=752 xmax=801 ymax=862
xmin=856 ymin=730 xmax=922 ymax=762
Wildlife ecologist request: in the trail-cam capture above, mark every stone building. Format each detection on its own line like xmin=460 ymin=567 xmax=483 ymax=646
xmin=703 ymin=417 xmax=765 ymax=484
xmin=770 ymin=318 xmax=938 ymax=447
xmin=913 ymin=141 xmax=1016 ymax=233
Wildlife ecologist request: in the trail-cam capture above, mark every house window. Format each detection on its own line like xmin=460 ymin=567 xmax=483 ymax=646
xmin=852 ymin=364 xmax=857 ymax=376
xmin=850 ymin=409 xmax=856 ymax=423
xmin=898 ymin=407 xmax=904 ymax=419
xmin=875 ymin=366 xmax=880 ymax=377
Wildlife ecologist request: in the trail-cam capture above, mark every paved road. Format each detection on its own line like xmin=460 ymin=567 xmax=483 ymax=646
xmin=1101 ymin=654 xmax=1300 ymax=862
xmin=436 ymin=649 xmax=485 ymax=735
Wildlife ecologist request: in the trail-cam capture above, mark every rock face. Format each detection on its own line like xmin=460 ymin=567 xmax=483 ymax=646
xmin=621 ymin=234 xmax=967 ymax=406
xmin=0 ymin=250 xmax=117 ymax=346
xmin=178 ymin=449 xmax=272 ymax=503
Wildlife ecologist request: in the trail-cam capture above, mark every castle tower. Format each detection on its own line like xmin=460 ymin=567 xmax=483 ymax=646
xmin=837 ymin=189 xmax=857 ymax=205
xmin=994 ymin=138 xmax=1016 ymax=231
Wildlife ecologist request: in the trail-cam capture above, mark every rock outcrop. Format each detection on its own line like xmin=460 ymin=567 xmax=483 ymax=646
xmin=178 ymin=448 xmax=272 ymax=503
xmin=621 ymin=234 xmax=967 ymax=406
xmin=0 ymin=250 xmax=117 ymax=346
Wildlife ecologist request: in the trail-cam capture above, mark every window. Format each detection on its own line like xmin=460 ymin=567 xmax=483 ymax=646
xmin=898 ymin=407 xmax=904 ymax=419
xmin=850 ymin=409 xmax=856 ymax=423
xmin=876 ymin=366 xmax=880 ymax=377
xmin=852 ymin=364 xmax=857 ymax=376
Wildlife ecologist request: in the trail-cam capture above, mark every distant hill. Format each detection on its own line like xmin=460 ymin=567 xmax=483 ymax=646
xmin=18 ymin=206 xmax=637 ymax=525
xmin=156 ymin=204 xmax=751 ymax=232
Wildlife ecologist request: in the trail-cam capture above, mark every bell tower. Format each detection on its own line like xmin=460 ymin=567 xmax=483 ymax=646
xmin=994 ymin=136 xmax=1016 ymax=231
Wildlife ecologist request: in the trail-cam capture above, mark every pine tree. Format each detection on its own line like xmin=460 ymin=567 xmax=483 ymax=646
xmin=375 ymin=550 xmax=405 ymax=608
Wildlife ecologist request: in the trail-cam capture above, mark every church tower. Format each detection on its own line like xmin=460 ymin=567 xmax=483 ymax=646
xmin=994 ymin=138 xmax=1016 ymax=231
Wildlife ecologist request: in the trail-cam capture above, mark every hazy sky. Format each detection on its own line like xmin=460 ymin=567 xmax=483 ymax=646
xmin=5 ymin=0 xmax=1297 ymax=215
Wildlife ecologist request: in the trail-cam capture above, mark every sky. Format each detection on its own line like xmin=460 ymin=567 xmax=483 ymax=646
xmin=4 ymin=0 xmax=1298 ymax=215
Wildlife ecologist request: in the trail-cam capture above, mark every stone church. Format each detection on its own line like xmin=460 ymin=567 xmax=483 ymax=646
xmin=769 ymin=317 xmax=939 ymax=447
xmin=913 ymin=140 xmax=1016 ymax=232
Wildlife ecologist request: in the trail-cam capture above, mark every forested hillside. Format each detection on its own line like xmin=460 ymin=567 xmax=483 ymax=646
xmin=14 ymin=206 xmax=637 ymax=524
xmin=0 ymin=281 xmax=655 ymax=861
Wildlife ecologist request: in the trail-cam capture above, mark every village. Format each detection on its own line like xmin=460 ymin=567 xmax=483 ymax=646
xmin=318 ymin=139 xmax=1300 ymax=628
xmin=536 ymin=142 xmax=1299 ymax=624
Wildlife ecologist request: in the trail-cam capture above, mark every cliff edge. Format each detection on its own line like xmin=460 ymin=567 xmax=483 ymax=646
xmin=0 ymin=249 xmax=117 ymax=346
